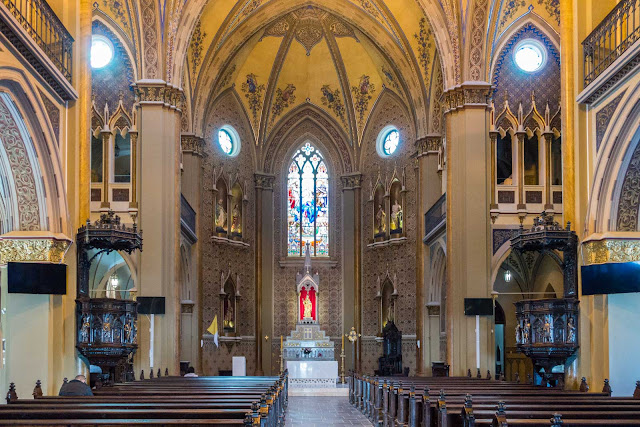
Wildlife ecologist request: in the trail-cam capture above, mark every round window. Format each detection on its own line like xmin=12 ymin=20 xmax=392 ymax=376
xmin=514 ymin=39 xmax=546 ymax=73
xmin=91 ymin=35 xmax=114 ymax=69
xmin=376 ymin=126 xmax=400 ymax=157
xmin=217 ymin=126 xmax=241 ymax=157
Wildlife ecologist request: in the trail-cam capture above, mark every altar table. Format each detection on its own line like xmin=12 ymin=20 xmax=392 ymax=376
xmin=286 ymin=360 xmax=338 ymax=388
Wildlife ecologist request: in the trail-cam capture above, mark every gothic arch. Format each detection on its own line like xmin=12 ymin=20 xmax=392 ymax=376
xmin=0 ymin=71 xmax=69 ymax=234
xmin=91 ymin=15 xmax=139 ymax=82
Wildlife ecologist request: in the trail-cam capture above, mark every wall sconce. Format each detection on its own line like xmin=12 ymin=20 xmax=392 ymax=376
xmin=504 ymin=270 xmax=512 ymax=283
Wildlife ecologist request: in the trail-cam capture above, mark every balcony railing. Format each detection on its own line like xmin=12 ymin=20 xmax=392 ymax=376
xmin=583 ymin=0 xmax=640 ymax=87
xmin=424 ymin=193 xmax=446 ymax=240
xmin=2 ymin=0 xmax=73 ymax=82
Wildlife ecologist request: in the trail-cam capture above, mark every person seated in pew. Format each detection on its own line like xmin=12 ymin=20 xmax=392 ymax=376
xmin=59 ymin=375 xmax=94 ymax=396
xmin=184 ymin=366 xmax=198 ymax=377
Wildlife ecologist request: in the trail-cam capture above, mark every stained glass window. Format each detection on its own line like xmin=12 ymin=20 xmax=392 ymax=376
xmin=287 ymin=142 xmax=329 ymax=257
xmin=383 ymin=130 xmax=399 ymax=155
xmin=218 ymin=129 xmax=233 ymax=155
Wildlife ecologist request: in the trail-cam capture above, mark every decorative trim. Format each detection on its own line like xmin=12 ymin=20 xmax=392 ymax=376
xmin=582 ymin=237 xmax=640 ymax=265
xmin=596 ymin=91 xmax=625 ymax=151
xmin=37 ymin=88 xmax=60 ymax=144
xmin=211 ymin=235 xmax=250 ymax=248
xmin=181 ymin=134 xmax=205 ymax=157
xmin=468 ymin=0 xmax=489 ymax=81
xmin=288 ymin=378 xmax=337 ymax=388
xmin=493 ymin=228 xmax=516 ymax=254
xmin=340 ymin=173 xmax=362 ymax=190
xmin=616 ymin=139 xmax=640 ymax=231
xmin=0 ymin=234 xmax=71 ymax=264
xmin=134 ymin=81 xmax=183 ymax=109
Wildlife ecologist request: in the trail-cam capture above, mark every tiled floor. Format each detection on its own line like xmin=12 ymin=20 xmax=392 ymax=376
xmin=285 ymin=396 xmax=373 ymax=426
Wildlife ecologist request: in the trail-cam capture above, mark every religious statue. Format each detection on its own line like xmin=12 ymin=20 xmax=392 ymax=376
xmin=224 ymin=297 xmax=235 ymax=329
xmin=231 ymin=204 xmax=241 ymax=234
xmin=523 ymin=321 xmax=530 ymax=343
xmin=376 ymin=204 xmax=386 ymax=235
xmin=124 ymin=318 xmax=132 ymax=343
xmin=543 ymin=316 xmax=552 ymax=343
xmin=303 ymin=293 xmax=312 ymax=319
xmin=515 ymin=322 xmax=522 ymax=344
xmin=103 ymin=314 xmax=112 ymax=343
xmin=386 ymin=302 xmax=394 ymax=324
xmin=567 ymin=317 xmax=576 ymax=343
xmin=81 ymin=315 xmax=90 ymax=343
xmin=390 ymin=200 xmax=403 ymax=232
xmin=215 ymin=198 xmax=227 ymax=230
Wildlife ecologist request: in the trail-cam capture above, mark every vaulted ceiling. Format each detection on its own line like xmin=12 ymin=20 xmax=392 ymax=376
xmin=183 ymin=0 xmax=441 ymax=145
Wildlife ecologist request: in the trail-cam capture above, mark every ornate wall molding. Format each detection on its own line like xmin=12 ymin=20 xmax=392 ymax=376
xmin=416 ymin=135 xmax=442 ymax=155
xmin=442 ymin=83 xmax=491 ymax=113
xmin=254 ymin=173 xmax=275 ymax=190
xmin=616 ymin=139 xmax=640 ymax=231
xmin=181 ymin=134 xmax=205 ymax=157
xmin=596 ymin=91 xmax=626 ymax=152
xmin=467 ymin=0 xmax=489 ymax=81
xmin=340 ymin=172 xmax=362 ymax=190
xmin=582 ymin=237 xmax=640 ymax=265
xmin=0 ymin=234 xmax=71 ymax=264
xmin=140 ymin=0 xmax=159 ymax=79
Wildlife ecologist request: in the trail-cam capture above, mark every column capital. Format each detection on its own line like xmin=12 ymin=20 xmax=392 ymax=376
xmin=133 ymin=80 xmax=184 ymax=110
xmin=181 ymin=134 xmax=205 ymax=157
xmin=254 ymin=173 xmax=275 ymax=190
xmin=0 ymin=232 xmax=72 ymax=264
xmin=443 ymin=82 xmax=492 ymax=114
xmin=340 ymin=172 xmax=363 ymax=190
xmin=416 ymin=135 xmax=442 ymax=156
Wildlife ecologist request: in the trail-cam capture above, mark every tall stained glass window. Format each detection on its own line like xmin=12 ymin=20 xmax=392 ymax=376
xmin=287 ymin=142 xmax=329 ymax=257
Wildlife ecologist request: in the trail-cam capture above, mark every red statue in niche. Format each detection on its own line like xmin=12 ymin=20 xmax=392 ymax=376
xmin=299 ymin=287 xmax=317 ymax=321
xmin=296 ymin=243 xmax=319 ymax=324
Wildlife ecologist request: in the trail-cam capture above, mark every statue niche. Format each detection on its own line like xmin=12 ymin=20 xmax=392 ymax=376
xmin=373 ymin=183 xmax=386 ymax=240
xmin=230 ymin=181 xmax=244 ymax=239
xmin=389 ymin=180 xmax=403 ymax=236
xmin=214 ymin=177 xmax=228 ymax=236
xmin=377 ymin=273 xmax=398 ymax=334
xmin=219 ymin=268 xmax=240 ymax=336
xmin=375 ymin=321 xmax=405 ymax=376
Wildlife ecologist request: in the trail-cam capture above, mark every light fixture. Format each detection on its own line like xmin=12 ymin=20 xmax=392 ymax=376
xmin=107 ymin=272 xmax=119 ymax=299
xmin=504 ymin=270 xmax=512 ymax=283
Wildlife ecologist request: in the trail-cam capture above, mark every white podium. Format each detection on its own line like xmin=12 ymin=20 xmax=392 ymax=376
xmin=232 ymin=356 xmax=246 ymax=376
xmin=286 ymin=360 xmax=338 ymax=388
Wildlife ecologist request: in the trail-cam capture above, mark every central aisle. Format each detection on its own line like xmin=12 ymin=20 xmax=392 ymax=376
xmin=285 ymin=396 xmax=373 ymax=426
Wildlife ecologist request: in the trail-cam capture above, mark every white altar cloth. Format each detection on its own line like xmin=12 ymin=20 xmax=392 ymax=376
xmin=286 ymin=360 xmax=338 ymax=388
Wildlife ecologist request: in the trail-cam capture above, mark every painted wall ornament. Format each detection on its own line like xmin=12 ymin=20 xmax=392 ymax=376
xmin=537 ymin=0 xmax=560 ymax=25
xmin=189 ymin=19 xmax=207 ymax=80
xmin=414 ymin=17 xmax=432 ymax=80
xmin=321 ymin=85 xmax=347 ymax=126
xmin=351 ymin=75 xmax=376 ymax=130
xmin=241 ymin=73 xmax=266 ymax=126
xmin=270 ymin=83 xmax=297 ymax=127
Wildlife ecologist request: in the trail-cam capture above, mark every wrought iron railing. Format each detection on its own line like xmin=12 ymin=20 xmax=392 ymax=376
xmin=583 ymin=0 xmax=640 ymax=87
xmin=424 ymin=193 xmax=446 ymax=238
xmin=1 ymin=0 xmax=73 ymax=82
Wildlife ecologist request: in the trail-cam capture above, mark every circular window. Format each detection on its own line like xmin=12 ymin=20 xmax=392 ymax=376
xmin=217 ymin=125 xmax=241 ymax=157
xmin=91 ymin=35 xmax=114 ymax=69
xmin=376 ymin=125 xmax=400 ymax=157
xmin=514 ymin=39 xmax=546 ymax=73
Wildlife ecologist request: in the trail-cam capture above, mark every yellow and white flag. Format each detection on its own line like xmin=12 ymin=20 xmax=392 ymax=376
xmin=207 ymin=315 xmax=219 ymax=348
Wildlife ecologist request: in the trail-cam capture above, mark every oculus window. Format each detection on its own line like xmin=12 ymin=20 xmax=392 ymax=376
xmin=377 ymin=126 xmax=400 ymax=157
xmin=287 ymin=142 xmax=329 ymax=257
xmin=514 ymin=39 xmax=546 ymax=73
xmin=91 ymin=35 xmax=114 ymax=69
xmin=217 ymin=126 xmax=241 ymax=157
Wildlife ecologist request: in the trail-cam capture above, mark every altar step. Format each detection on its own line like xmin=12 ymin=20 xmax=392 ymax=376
xmin=288 ymin=384 xmax=349 ymax=397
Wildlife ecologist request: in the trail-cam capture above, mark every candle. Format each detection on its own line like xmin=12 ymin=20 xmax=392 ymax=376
xmin=342 ymin=333 xmax=344 ymax=351
xmin=280 ymin=335 xmax=283 ymax=349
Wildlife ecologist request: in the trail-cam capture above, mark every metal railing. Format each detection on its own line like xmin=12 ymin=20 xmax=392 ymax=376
xmin=583 ymin=0 xmax=640 ymax=87
xmin=424 ymin=193 xmax=446 ymax=238
xmin=2 ymin=0 xmax=73 ymax=82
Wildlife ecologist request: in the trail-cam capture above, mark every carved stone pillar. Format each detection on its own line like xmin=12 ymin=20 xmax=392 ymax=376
xmin=133 ymin=81 xmax=183 ymax=376
xmin=341 ymin=173 xmax=362 ymax=371
xmin=443 ymin=83 xmax=493 ymax=376
xmin=255 ymin=173 xmax=274 ymax=375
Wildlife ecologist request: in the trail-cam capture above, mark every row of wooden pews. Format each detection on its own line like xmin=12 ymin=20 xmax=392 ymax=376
xmin=1 ymin=372 xmax=288 ymax=426
xmin=349 ymin=372 xmax=640 ymax=426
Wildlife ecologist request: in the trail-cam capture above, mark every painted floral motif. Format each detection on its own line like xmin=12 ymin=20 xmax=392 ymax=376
xmin=499 ymin=0 xmax=527 ymax=31
xmin=382 ymin=66 xmax=399 ymax=91
xmin=357 ymin=0 xmax=380 ymax=18
xmin=270 ymin=84 xmax=297 ymax=127
xmin=102 ymin=0 xmax=130 ymax=31
xmin=414 ymin=18 xmax=432 ymax=80
xmin=538 ymin=0 xmax=560 ymax=25
xmin=242 ymin=0 xmax=262 ymax=17
xmin=189 ymin=19 xmax=207 ymax=80
xmin=219 ymin=64 xmax=236 ymax=90
xmin=351 ymin=75 xmax=376 ymax=130
xmin=241 ymin=73 xmax=266 ymax=126
xmin=321 ymin=85 xmax=347 ymax=126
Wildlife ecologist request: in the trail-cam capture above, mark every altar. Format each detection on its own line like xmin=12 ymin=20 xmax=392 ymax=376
xmin=282 ymin=244 xmax=339 ymax=389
